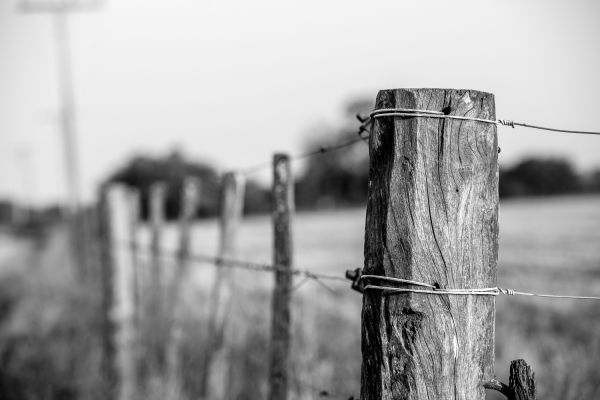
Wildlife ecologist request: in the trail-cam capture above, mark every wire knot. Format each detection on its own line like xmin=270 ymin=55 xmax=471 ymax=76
xmin=499 ymin=287 xmax=516 ymax=296
xmin=498 ymin=119 xmax=515 ymax=128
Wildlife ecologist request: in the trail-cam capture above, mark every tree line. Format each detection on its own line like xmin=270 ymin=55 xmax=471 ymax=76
xmin=107 ymin=100 xmax=600 ymax=219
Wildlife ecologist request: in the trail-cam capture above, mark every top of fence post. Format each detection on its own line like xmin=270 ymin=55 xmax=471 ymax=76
xmin=361 ymin=88 xmax=499 ymax=399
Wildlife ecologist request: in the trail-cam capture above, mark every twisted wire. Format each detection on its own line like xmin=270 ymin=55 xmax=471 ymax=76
xmin=369 ymin=108 xmax=600 ymax=136
xmin=362 ymin=275 xmax=600 ymax=300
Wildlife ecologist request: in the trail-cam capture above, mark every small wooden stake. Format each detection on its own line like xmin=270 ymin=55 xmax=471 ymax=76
xmin=268 ymin=153 xmax=294 ymax=400
xmin=484 ymin=359 xmax=536 ymax=400
xmin=100 ymin=185 xmax=138 ymax=400
xmin=201 ymin=171 xmax=245 ymax=399
xmin=509 ymin=360 xmax=536 ymax=400
xmin=362 ymin=88 xmax=499 ymax=399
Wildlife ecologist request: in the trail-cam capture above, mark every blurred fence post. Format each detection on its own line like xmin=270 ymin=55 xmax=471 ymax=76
xmin=147 ymin=182 xmax=167 ymax=374
xmin=99 ymin=184 xmax=138 ymax=400
xmin=268 ymin=153 xmax=294 ymax=400
xmin=361 ymin=88 xmax=499 ymax=399
xmin=126 ymin=188 xmax=143 ymax=385
xmin=165 ymin=177 xmax=201 ymax=392
xmin=201 ymin=171 xmax=245 ymax=399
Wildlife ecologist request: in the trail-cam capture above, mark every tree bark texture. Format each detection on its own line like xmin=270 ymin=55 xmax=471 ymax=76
xmin=509 ymin=360 xmax=536 ymax=400
xmin=361 ymin=88 xmax=499 ymax=400
xmin=268 ymin=154 xmax=294 ymax=400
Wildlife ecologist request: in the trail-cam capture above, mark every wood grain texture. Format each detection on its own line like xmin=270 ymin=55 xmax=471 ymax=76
xmin=362 ymin=88 xmax=499 ymax=400
xmin=509 ymin=360 xmax=536 ymax=400
xmin=268 ymin=154 xmax=294 ymax=400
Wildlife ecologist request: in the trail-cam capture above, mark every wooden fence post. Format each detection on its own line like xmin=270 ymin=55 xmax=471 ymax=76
xmin=268 ymin=153 xmax=294 ymax=400
xmin=165 ymin=177 xmax=201 ymax=391
xmin=99 ymin=184 xmax=138 ymax=400
xmin=126 ymin=188 xmax=142 ymax=386
xmin=148 ymin=182 xmax=167 ymax=373
xmin=361 ymin=88 xmax=499 ymax=399
xmin=201 ymin=171 xmax=246 ymax=399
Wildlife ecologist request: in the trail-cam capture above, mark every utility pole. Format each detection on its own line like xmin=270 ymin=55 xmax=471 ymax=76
xmin=20 ymin=0 xmax=100 ymax=214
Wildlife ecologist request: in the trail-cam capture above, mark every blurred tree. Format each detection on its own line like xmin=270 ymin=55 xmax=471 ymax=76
xmin=499 ymin=158 xmax=581 ymax=198
xmin=581 ymin=168 xmax=600 ymax=193
xmin=108 ymin=151 xmax=270 ymax=219
xmin=108 ymin=151 xmax=221 ymax=219
xmin=295 ymin=98 xmax=373 ymax=210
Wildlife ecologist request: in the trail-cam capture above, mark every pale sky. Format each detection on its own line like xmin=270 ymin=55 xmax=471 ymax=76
xmin=1 ymin=0 xmax=599 ymax=206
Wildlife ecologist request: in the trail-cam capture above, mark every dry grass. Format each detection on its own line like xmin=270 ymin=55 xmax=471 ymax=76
xmin=1 ymin=194 xmax=599 ymax=399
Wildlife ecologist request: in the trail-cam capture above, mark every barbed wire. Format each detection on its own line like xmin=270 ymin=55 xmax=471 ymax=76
xmin=241 ymin=118 xmax=370 ymax=176
xmin=239 ymin=102 xmax=600 ymax=178
xmin=289 ymin=376 xmax=352 ymax=399
xmin=122 ymin=240 xmax=349 ymax=285
xmin=368 ymin=109 xmax=600 ymax=136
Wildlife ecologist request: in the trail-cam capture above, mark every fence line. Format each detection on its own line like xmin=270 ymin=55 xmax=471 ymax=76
xmin=240 ymin=106 xmax=599 ymax=177
xmin=88 ymin=92 xmax=600 ymax=399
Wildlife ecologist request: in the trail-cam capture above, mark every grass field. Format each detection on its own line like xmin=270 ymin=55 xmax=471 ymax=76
xmin=1 ymin=194 xmax=599 ymax=399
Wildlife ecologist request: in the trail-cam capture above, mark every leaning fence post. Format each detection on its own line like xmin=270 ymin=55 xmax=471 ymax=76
xmin=99 ymin=184 xmax=138 ymax=400
xmin=268 ymin=153 xmax=294 ymax=400
xmin=201 ymin=171 xmax=246 ymax=399
xmin=361 ymin=88 xmax=499 ymax=399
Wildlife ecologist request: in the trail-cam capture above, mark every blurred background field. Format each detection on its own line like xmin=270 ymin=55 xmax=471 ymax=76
xmin=1 ymin=194 xmax=599 ymax=400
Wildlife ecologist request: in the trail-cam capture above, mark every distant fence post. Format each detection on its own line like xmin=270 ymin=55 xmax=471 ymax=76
xmin=126 ymin=188 xmax=142 ymax=385
xmin=361 ymin=88 xmax=499 ymax=399
xmin=148 ymin=182 xmax=167 ymax=373
xmin=201 ymin=171 xmax=246 ymax=399
xmin=165 ymin=177 xmax=201 ymax=391
xmin=99 ymin=184 xmax=138 ymax=400
xmin=268 ymin=153 xmax=293 ymax=400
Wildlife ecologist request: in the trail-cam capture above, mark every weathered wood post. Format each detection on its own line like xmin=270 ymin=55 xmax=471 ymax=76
xmin=126 ymin=188 xmax=142 ymax=385
xmin=99 ymin=184 xmax=138 ymax=400
xmin=362 ymin=88 xmax=499 ymax=399
xmin=148 ymin=182 xmax=167 ymax=372
xmin=165 ymin=177 xmax=200 ymax=390
xmin=268 ymin=153 xmax=294 ymax=400
xmin=201 ymin=171 xmax=246 ymax=399
xmin=484 ymin=359 xmax=537 ymax=400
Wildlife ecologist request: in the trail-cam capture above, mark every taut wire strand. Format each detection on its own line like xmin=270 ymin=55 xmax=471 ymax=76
xmin=123 ymin=241 xmax=348 ymax=283
xmin=362 ymin=275 xmax=600 ymax=300
xmin=242 ymin=135 xmax=368 ymax=176
xmin=369 ymin=108 xmax=600 ymax=136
